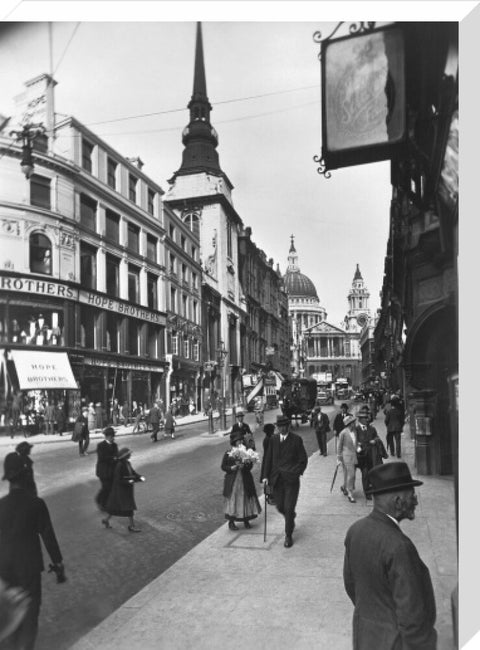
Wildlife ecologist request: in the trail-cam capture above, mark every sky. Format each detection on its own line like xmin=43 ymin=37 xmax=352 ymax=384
xmin=0 ymin=3 xmax=473 ymax=328
xmin=0 ymin=15 xmax=407 ymax=325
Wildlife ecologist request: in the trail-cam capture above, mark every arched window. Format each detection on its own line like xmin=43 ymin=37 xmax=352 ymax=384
xmin=183 ymin=212 xmax=200 ymax=239
xmin=30 ymin=233 xmax=52 ymax=275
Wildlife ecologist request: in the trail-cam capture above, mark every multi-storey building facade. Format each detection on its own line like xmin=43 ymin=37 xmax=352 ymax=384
xmin=0 ymin=74 xmax=170 ymax=423
xmin=238 ymin=226 xmax=289 ymax=376
xmin=163 ymin=207 xmax=203 ymax=411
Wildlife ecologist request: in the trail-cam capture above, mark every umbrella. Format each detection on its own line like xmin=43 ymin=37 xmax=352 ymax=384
xmin=330 ymin=463 xmax=340 ymax=493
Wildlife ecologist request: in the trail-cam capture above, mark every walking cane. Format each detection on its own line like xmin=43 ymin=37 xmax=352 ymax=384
xmin=263 ymin=483 xmax=268 ymax=543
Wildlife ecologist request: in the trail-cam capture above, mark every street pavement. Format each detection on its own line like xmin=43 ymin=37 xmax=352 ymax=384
xmin=64 ymin=408 xmax=457 ymax=650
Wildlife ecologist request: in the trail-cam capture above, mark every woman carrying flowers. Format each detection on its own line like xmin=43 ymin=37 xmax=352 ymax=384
xmin=221 ymin=430 xmax=262 ymax=531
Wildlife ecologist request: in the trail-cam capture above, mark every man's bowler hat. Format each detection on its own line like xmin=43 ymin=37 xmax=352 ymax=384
xmin=2 ymin=452 xmax=26 ymax=481
xmin=276 ymin=414 xmax=290 ymax=426
xmin=15 ymin=441 xmax=33 ymax=453
xmin=357 ymin=407 xmax=370 ymax=419
xmin=235 ymin=409 xmax=245 ymax=417
xmin=366 ymin=461 xmax=423 ymax=495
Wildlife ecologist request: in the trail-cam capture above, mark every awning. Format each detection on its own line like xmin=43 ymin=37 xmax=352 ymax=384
xmin=9 ymin=350 xmax=78 ymax=390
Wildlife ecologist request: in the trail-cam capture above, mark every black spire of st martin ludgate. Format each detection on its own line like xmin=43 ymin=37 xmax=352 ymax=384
xmin=172 ymin=22 xmax=222 ymax=179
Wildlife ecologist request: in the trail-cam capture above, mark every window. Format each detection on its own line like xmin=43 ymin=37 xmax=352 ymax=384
xmin=193 ymin=340 xmax=199 ymax=362
xmin=171 ymin=333 xmax=178 ymax=355
xmin=147 ymin=189 xmax=155 ymax=215
xmin=107 ymin=158 xmax=117 ymax=189
xmin=192 ymin=273 xmax=197 ymax=290
xmin=105 ymin=209 xmax=120 ymax=243
xmin=30 ymin=174 xmax=51 ymax=209
xmin=169 ymin=224 xmax=175 ymax=240
xmin=182 ymin=264 xmax=188 ymax=284
xmin=146 ymin=235 xmax=157 ymax=263
xmin=127 ymin=222 xmax=140 ymax=253
xmin=183 ymin=213 xmax=200 ymax=238
xmin=80 ymin=305 xmax=96 ymax=348
xmin=82 ymin=138 xmax=94 ymax=173
xmin=192 ymin=300 xmax=198 ymax=323
xmin=227 ymin=221 xmax=232 ymax=258
xmin=182 ymin=294 xmax=188 ymax=318
xmin=147 ymin=273 xmax=157 ymax=310
xmin=147 ymin=324 xmax=157 ymax=357
xmin=126 ymin=319 xmax=138 ymax=355
xmin=191 ymin=245 xmax=197 ymax=261
xmin=105 ymin=312 xmax=118 ymax=352
xmin=181 ymin=235 xmax=186 ymax=250
xmin=30 ymin=233 xmax=52 ymax=275
xmin=128 ymin=174 xmax=137 ymax=202
xmin=183 ymin=339 xmax=190 ymax=359
xmin=80 ymin=194 xmax=97 ymax=231
xmin=169 ymin=254 xmax=176 ymax=275
xmin=106 ymin=254 xmax=119 ymax=297
xmin=128 ymin=265 xmax=140 ymax=303
xmin=170 ymin=287 xmax=177 ymax=312
xmin=80 ymin=243 xmax=97 ymax=289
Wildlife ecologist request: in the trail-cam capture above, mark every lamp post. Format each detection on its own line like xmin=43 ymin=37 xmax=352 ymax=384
xmin=10 ymin=123 xmax=46 ymax=179
xmin=216 ymin=340 xmax=228 ymax=430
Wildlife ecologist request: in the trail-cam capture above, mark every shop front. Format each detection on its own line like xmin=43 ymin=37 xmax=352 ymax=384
xmin=166 ymin=356 xmax=201 ymax=415
xmin=1 ymin=347 xmax=79 ymax=435
xmin=71 ymin=352 xmax=167 ymax=422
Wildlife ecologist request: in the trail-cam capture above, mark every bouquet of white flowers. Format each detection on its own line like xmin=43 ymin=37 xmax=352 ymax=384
xmin=228 ymin=443 xmax=260 ymax=465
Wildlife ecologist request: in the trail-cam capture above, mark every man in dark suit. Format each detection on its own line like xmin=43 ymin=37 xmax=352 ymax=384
xmin=261 ymin=414 xmax=308 ymax=548
xmin=343 ymin=462 xmax=437 ymax=650
xmin=95 ymin=426 xmax=119 ymax=511
xmin=14 ymin=441 xmax=37 ymax=497
xmin=355 ymin=407 xmax=380 ymax=500
xmin=149 ymin=402 xmax=162 ymax=442
xmin=313 ymin=405 xmax=331 ymax=456
xmin=0 ymin=452 xmax=65 ymax=650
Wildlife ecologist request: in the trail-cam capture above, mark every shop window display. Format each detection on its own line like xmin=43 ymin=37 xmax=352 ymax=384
xmin=6 ymin=310 xmax=63 ymax=346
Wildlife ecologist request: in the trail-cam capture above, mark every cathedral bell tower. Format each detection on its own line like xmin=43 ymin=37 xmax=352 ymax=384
xmin=344 ymin=264 xmax=370 ymax=331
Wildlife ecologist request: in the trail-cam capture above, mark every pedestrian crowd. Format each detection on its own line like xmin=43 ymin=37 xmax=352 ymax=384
xmin=0 ymin=388 xmax=439 ymax=650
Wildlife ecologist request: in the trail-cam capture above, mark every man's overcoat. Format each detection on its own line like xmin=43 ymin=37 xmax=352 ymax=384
xmin=343 ymin=509 xmax=437 ymax=650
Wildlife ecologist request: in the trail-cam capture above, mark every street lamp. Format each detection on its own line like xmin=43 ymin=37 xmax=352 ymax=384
xmin=10 ymin=123 xmax=46 ymax=179
xmin=216 ymin=339 xmax=228 ymax=430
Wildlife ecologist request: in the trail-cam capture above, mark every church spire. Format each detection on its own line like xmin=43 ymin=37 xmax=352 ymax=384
xmin=171 ymin=22 xmax=222 ymax=180
xmin=287 ymin=234 xmax=300 ymax=272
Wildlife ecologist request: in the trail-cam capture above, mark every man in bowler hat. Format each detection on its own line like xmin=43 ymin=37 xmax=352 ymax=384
xmin=343 ymin=461 xmax=437 ymax=649
xmin=261 ymin=414 xmax=308 ymax=548
xmin=0 ymin=452 xmax=65 ymax=650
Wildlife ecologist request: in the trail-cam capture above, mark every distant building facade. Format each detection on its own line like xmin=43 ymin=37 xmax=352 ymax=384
xmin=285 ymin=238 xmax=371 ymax=389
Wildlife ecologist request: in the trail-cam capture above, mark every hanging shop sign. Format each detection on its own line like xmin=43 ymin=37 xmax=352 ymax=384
xmin=321 ymin=25 xmax=406 ymax=170
xmin=9 ymin=349 xmax=78 ymax=390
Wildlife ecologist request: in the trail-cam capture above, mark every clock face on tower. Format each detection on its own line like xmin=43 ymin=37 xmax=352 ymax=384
xmin=356 ymin=313 xmax=368 ymax=327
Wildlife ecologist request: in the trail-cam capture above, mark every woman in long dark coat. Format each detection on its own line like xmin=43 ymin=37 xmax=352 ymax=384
xmin=221 ymin=430 xmax=261 ymax=531
xmin=103 ymin=448 xmax=145 ymax=532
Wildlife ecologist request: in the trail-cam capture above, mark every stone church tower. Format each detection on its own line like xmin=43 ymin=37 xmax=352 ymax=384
xmin=344 ymin=264 xmax=371 ymax=332
xmin=165 ymin=22 xmax=247 ymax=406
